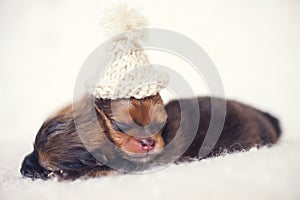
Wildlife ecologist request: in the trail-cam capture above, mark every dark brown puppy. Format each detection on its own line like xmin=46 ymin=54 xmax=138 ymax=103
xmin=20 ymin=95 xmax=281 ymax=180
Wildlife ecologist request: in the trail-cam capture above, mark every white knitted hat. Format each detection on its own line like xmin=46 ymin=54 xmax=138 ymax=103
xmin=94 ymin=4 xmax=169 ymax=99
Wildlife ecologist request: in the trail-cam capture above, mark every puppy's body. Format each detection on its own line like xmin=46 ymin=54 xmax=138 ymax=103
xmin=164 ymin=98 xmax=280 ymax=160
xmin=21 ymin=95 xmax=281 ymax=180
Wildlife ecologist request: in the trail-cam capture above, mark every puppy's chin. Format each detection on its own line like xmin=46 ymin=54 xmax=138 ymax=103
xmin=121 ymin=148 xmax=163 ymax=163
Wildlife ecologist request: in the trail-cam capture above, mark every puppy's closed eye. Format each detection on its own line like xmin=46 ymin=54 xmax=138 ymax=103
xmin=148 ymin=121 xmax=166 ymax=133
xmin=111 ymin=121 xmax=132 ymax=133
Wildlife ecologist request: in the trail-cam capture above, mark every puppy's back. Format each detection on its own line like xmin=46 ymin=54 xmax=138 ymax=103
xmin=163 ymin=97 xmax=281 ymax=160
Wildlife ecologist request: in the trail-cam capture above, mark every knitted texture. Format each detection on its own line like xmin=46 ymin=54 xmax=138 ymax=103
xmin=94 ymin=4 xmax=169 ymax=99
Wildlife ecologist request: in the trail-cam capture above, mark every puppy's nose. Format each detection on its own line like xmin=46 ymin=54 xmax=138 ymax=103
xmin=140 ymin=138 xmax=155 ymax=151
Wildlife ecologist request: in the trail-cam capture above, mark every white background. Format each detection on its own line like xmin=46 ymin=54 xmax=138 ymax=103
xmin=0 ymin=0 xmax=300 ymax=200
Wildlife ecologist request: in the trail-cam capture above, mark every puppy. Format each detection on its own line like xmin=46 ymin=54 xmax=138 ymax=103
xmin=20 ymin=94 xmax=281 ymax=180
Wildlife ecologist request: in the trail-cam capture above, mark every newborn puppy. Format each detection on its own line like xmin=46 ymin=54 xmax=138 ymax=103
xmin=20 ymin=95 xmax=281 ymax=180
xmin=21 ymin=94 xmax=167 ymax=179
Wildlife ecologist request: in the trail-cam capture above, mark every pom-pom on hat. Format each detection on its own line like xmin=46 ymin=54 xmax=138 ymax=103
xmin=94 ymin=4 xmax=169 ymax=99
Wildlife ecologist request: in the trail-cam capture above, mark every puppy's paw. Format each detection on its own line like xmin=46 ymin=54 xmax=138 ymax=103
xmin=20 ymin=151 xmax=50 ymax=180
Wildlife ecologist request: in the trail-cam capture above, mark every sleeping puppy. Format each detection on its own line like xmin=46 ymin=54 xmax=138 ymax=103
xmin=20 ymin=94 xmax=281 ymax=180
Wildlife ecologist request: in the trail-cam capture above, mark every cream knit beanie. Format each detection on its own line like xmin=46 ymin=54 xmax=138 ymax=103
xmin=94 ymin=4 xmax=169 ymax=99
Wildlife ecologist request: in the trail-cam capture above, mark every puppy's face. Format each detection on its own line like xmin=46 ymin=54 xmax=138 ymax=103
xmin=95 ymin=94 xmax=167 ymax=160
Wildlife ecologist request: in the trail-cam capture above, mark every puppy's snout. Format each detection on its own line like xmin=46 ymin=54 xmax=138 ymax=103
xmin=140 ymin=138 xmax=155 ymax=151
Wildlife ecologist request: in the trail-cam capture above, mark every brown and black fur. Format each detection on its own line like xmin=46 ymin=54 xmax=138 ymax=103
xmin=20 ymin=95 xmax=281 ymax=180
xmin=163 ymin=97 xmax=280 ymax=161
